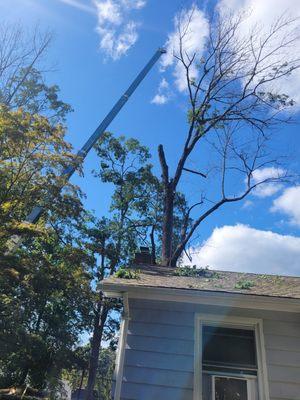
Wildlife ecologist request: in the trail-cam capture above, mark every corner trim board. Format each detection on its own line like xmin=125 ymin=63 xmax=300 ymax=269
xmin=113 ymin=292 xmax=129 ymax=400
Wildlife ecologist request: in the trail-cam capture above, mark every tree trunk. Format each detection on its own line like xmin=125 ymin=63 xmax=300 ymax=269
xmin=77 ymin=369 xmax=85 ymax=400
xmin=17 ymin=366 xmax=29 ymax=387
xmin=161 ymin=183 xmax=175 ymax=266
xmin=171 ymin=243 xmax=186 ymax=267
xmin=85 ymin=298 xmax=108 ymax=400
xmin=150 ymin=225 xmax=156 ymax=264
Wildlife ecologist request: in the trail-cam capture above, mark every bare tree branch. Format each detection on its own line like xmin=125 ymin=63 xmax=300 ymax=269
xmin=159 ymin=9 xmax=299 ymax=266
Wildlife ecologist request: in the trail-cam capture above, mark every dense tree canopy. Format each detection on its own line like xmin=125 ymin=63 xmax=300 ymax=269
xmin=0 ymin=234 xmax=93 ymax=389
xmin=0 ymin=23 xmax=95 ymax=395
xmin=0 ymin=106 xmax=81 ymax=244
xmin=0 ymin=104 xmax=94 ymax=394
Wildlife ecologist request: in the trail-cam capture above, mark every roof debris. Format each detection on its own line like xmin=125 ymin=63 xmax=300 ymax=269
xmin=101 ymin=264 xmax=300 ymax=299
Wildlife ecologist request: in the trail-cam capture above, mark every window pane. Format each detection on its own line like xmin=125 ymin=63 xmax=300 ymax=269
xmin=215 ymin=377 xmax=248 ymax=400
xmin=203 ymin=326 xmax=257 ymax=369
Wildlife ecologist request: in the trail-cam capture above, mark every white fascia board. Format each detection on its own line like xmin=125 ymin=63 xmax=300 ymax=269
xmin=101 ymin=283 xmax=300 ymax=313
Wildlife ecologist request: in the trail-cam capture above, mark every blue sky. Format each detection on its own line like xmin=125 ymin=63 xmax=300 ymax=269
xmin=2 ymin=0 xmax=300 ymax=276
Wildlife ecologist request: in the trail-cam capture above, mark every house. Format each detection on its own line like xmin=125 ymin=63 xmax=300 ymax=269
xmin=101 ymin=264 xmax=300 ymax=400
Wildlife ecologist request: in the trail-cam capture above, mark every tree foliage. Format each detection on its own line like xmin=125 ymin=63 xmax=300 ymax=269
xmin=0 ymin=106 xmax=80 ymax=244
xmin=0 ymin=23 xmax=94 ymax=394
xmin=0 ymin=234 xmax=93 ymax=389
xmin=0 ymin=105 xmax=94 ymax=390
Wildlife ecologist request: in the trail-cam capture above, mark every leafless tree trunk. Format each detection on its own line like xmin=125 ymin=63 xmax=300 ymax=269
xmin=158 ymin=144 xmax=174 ymax=263
xmin=159 ymin=9 xmax=299 ymax=266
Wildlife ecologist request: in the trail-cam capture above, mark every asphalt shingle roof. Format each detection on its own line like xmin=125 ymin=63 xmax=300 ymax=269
xmin=101 ymin=264 xmax=300 ymax=300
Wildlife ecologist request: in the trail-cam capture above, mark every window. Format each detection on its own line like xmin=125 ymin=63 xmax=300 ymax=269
xmin=202 ymin=325 xmax=258 ymax=400
xmin=203 ymin=325 xmax=257 ymax=371
xmin=213 ymin=375 xmax=258 ymax=400
xmin=194 ymin=315 xmax=269 ymax=400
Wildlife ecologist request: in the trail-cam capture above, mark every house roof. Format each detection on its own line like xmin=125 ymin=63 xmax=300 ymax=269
xmin=101 ymin=264 xmax=300 ymax=300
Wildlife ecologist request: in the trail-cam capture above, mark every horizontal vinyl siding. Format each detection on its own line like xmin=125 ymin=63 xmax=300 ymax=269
xmin=265 ymin=334 xmax=300 ymax=352
xmin=266 ymin=349 xmax=300 ymax=368
xmin=121 ymin=382 xmax=193 ymax=400
xmin=125 ymin=349 xmax=194 ymax=372
xmin=124 ymin=365 xmax=193 ymax=389
xmin=128 ymin=320 xmax=193 ymax=340
xmin=126 ymin=334 xmax=194 ymax=355
xmin=269 ymin=382 xmax=300 ymax=400
xmin=119 ymin=298 xmax=300 ymax=400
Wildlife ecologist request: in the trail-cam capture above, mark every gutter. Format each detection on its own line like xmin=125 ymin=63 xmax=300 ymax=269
xmin=101 ymin=283 xmax=300 ymax=313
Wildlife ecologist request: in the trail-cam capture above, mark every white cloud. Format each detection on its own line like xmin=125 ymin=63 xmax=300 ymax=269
xmin=161 ymin=3 xmax=209 ymax=92
xmin=251 ymin=167 xmax=286 ymax=198
xmin=217 ymin=0 xmax=300 ymax=106
xmin=121 ymin=0 xmax=146 ymax=9
xmin=57 ymin=0 xmax=95 ymax=13
xmin=242 ymin=199 xmax=253 ymax=209
xmin=183 ymin=224 xmax=300 ymax=276
xmin=96 ymin=0 xmax=122 ymax=24
xmin=93 ymin=0 xmax=146 ymax=60
xmin=151 ymin=94 xmax=168 ymax=105
xmin=158 ymin=77 xmax=169 ymax=90
xmin=272 ymin=186 xmax=300 ymax=227
xmin=151 ymin=78 xmax=172 ymax=105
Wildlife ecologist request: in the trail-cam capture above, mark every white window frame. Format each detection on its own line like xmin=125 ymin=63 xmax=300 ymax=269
xmin=212 ymin=374 xmax=257 ymax=400
xmin=193 ymin=314 xmax=270 ymax=400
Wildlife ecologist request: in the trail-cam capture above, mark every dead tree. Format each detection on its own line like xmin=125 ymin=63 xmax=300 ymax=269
xmin=159 ymin=10 xmax=299 ymax=266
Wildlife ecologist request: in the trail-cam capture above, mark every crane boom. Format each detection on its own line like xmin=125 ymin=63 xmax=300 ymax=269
xmin=26 ymin=48 xmax=166 ymax=224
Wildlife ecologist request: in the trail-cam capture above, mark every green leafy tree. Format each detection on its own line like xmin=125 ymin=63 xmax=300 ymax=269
xmin=83 ymin=132 xmax=191 ymax=399
xmin=0 ymin=233 xmax=93 ymax=390
xmin=84 ymin=132 xmax=155 ymax=399
xmin=0 ymin=23 xmax=75 ymax=250
xmin=62 ymin=345 xmax=90 ymax=396
xmin=0 ymin=106 xmax=80 ymax=248
xmin=95 ymin=349 xmax=115 ymax=400
xmin=0 ymin=23 xmax=93 ymax=393
xmin=62 ymin=347 xmax=114 ymax=400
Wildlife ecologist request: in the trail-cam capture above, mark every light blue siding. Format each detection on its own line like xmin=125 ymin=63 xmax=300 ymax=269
xmin=121 ymin=382 xmax=193 ymax=400
xmin=119 ymin=299 xmax=300 ymax=400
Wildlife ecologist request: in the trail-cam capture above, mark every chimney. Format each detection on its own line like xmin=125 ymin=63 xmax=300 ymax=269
xmin=134 ymin=246 xmax=152 ymax=264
